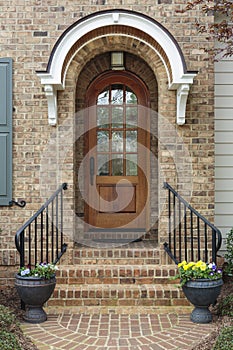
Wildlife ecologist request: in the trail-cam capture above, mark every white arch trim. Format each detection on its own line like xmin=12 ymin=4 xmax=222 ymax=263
xmin=36 ymin=10 xmax=197 ymax=125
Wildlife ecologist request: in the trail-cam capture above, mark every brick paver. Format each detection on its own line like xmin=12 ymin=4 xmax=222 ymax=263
xmin=20 ymin=307 xmax=215 ymax=350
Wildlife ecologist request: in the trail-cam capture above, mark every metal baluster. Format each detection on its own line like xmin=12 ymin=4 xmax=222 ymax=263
xmin=60 ymin=190 xmax=63 ymax=250
xmin=184 ymin=206 xmax=187 ymax=261
xmin=190 ymin=210 xmax=194 ymax=261
xmin=173 ymin=193 xmax=176 ymax=260
xmin=178 ymin=200 xmax=182 ymax=262
xmin=56 ymin=194 xmax=59 ymax=260
xmin=168 ymin=189 xmax=171 ymax=248
xmin=35 ymin=217 xmax=37 ymax=265
xmin=46 ymin=205 xmax=49 ymax=263
xmin=197 ymin=217 xmax=200 ymax=260
xmin=204 ymin=223 xmax=208 ymax=262
xmin=212 ymin=229 xmax=217 ymax=263
xmin=51 ymin=199 xmax=54 ymax=263
xmin=20 ymin=229 xmax=25 ymax=268
xmin=41 ymin=211 xmax=43 ymax=263
xmin=28 ymin=224 xmax=31 ymax=267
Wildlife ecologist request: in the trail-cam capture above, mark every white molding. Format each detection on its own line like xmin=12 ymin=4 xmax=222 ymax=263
xmin=36 ymin=10 xmax=197 ymax=125
xmin=112 ymin=12 xmax=119 ymax=23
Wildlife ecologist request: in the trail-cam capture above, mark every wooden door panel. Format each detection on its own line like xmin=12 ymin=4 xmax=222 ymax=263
xmin=99 ymin=184 xmax=136 ymax=213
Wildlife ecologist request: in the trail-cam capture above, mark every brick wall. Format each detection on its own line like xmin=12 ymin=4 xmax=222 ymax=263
xmin=0 ymin=0 xmax=215 ymax=280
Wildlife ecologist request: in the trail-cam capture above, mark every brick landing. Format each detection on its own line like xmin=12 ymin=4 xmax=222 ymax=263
xmin=21 ymin=306 xmax=215 ymax=350
xmin=22 ymin=242 xmax=215 ymax=349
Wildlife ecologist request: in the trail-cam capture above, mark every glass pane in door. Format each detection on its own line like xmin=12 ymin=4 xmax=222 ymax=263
xmin=126 ymin=130 xmax=137 ymax=152
xmin=112 ymin=106 xmax=123 ymax=127
xmin=111 ymin=84 xmax=123 ymax=104
xmin=126 ymin=154 xmax=138 ymax=175
xmin=97 ymin=88 xmax=109 ymax=105
xmin=112 ymin=154 xmax=123 ymax=176
xmin=97 ymin=131 xmax=109 ymax=152
xmin=112 ymin=131 xmax=124 ymax=152
xmin=126 ymin=106 xmax=137 ymax=127
xmin=126 ymin=87 xmax=137 ymax=104
xmin=97 ymin=107 xmax=110 ymax=127
xmin=97 ymin=154 xmax=109 ymax=176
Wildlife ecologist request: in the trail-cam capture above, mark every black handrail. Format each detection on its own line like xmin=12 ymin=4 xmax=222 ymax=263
xmin=163 ymin=182 xmax=222 ymax=264
xmin=15 ymin=183 xmax=68 ymax=268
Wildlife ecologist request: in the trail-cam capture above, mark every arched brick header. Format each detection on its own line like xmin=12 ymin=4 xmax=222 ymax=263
xmin=36 ymin=9 xmax=197 ymax=126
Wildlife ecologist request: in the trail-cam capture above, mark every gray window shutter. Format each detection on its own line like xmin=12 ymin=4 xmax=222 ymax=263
xmin=0 ymin=58 xmax=12 ymax=206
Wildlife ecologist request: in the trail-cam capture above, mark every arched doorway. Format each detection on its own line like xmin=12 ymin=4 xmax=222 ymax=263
xmin=35 ymin=9 xmax=196 ymax=245
xmin=84 ymin=71 xmax=150 ymax=233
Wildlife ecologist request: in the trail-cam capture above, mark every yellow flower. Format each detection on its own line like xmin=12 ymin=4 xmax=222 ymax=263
xmin=200 ymin=265 xmax=207 ymax=271
xmin=178 ymin=260 xmax=187 ymax=268
xmin=196 ymin=260 xmax=204 ymax=267
xmin=183 ymin=265 xmax=189 ymax=271
xmin=187 ymin=262 xmax=195 ymax=268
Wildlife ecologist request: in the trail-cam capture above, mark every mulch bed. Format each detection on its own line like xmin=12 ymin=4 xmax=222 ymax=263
xmin=191 ymin=278 xmax=233 ymax=350
xmin=0 ymin=287 xmax=38 ymax=350
xmin=0 ymin=279 xmax=232 ymax=350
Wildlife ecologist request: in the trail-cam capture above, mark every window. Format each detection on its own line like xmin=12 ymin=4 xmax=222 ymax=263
xmin=96 ymin=84 xmax=138 ymax=176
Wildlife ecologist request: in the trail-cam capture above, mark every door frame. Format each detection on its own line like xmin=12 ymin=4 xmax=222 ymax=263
xmin=84 ymin=70 xmax=151 ymax=230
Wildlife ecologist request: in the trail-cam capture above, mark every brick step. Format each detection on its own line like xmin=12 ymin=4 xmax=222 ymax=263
xmin=48 ymin=283 xmax=189 ymax=307
xmin=73 ymin=241 xmax=160 ymax=265
xmin=56 ymin=265 xmax=178 ymax=285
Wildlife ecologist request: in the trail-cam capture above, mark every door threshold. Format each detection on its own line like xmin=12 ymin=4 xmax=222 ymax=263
xmin=91 ymin=237 xmax=142 ymax=244
xmin=88 ymin=228 xmax=145 ymax=232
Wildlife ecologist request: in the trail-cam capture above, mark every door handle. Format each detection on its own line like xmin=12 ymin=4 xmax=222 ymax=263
xmin=90 ymin=157 xmax=95 ymax=185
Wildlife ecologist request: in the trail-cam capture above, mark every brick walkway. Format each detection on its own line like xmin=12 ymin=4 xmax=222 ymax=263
xmin=21 ymin=307 xmax=215 ymax=350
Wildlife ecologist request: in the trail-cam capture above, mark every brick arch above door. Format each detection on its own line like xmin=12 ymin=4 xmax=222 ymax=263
xmin=75 ymin=52 xmax=158 ymax=113
xmin=36 ymin=9 xmax=197 ymax=126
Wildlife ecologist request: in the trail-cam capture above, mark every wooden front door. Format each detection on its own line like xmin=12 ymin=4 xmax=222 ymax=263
xmin=85 ymin=71 xmax=150 ymax=230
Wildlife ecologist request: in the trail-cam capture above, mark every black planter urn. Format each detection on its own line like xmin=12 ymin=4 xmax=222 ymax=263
xmin=182 ymin=278 xmax=223 ymax=323
xmin=15 ymin=274 xmax=56 ymax=323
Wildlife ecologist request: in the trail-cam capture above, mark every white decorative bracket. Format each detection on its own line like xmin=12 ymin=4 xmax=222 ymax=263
xmin=176 ymin=84 xmax=190 ymax=125
xmin=44 ymin=85 xmax=57 ymax=126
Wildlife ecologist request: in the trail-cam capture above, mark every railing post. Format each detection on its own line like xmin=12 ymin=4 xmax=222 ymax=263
xmin=168 ymin=188 xmax=171 ymax=248
xmin=40 ymin=211 xmax=44 ymax=263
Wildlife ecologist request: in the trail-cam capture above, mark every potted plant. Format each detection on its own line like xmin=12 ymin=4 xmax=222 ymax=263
xmin=174 ymin=260 xmax=223 ymax=324
xmin=15 ymin=262 xmax=58 ymax=323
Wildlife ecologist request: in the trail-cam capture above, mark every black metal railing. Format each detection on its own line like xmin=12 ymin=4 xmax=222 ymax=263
xmin=163 ymin=182 xmax=222 ymax=264
xmin=15 ymin=183 xmax=68 ymax=268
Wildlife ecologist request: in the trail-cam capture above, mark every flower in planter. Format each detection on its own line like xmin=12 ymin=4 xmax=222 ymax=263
xmin=18 ymin=262 xmax=58 ymax=279
xmin=175 ymin=260 xmax=222 ymax=286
